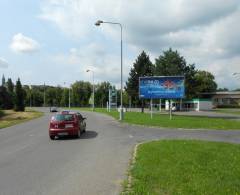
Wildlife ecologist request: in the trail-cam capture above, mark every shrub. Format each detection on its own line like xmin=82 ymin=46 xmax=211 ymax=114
xmin=217 ymin=104 xmax=240 ymax=108
xmin=0 ymin=110 xmax=5 ymax=118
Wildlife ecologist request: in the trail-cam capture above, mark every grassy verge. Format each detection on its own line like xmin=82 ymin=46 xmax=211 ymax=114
xmin=0 ymin=109 xmax=43 ymax=129
xmin=213 ymin=108 xmax=240 ymax=115
xmin=122 ymin=140 xmax=240 ymax=195
xmin=70 ymin=107 xmax=240 ymax=130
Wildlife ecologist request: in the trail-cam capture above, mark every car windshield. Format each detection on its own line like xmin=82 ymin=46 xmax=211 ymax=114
xmin=53 ymin=114 xmax=74 ymax=121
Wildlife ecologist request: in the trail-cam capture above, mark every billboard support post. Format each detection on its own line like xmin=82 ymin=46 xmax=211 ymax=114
xmin=139 ymin=76 xmax=185 ymax=121
xmin=150 ymin=98 xmax=153 ymax=119
xmin=169 ymin=99 xmax=172 ymax=120
xmin=159 ymin=99 xmax=162 ymax=112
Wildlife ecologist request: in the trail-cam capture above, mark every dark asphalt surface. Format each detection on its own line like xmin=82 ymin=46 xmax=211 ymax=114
xmin=1 ymin=108 xmax=240 ymax=195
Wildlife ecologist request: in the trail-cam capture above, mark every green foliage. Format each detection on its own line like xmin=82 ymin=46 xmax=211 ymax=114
xmin=46 ymin=87 xmax=58 ymax=106
xmin=217 ymin=87 xmax=229 ymax=91
xmin=94 ymin=81 xmax=111 ymax=107
xmin=6 ymin=78 xmax=14 ymax=109
xmin=124 ymin=140 xmax=240 ymax=194
xmin=0 ymin=77 xmax=15 ymax=109
xmin=125 ymin=51 xmax=154 ymax=106
xmin=193 ymin=70 xmax=217 ymax=94
xmin=155 ymin=48 xmax=188 ymax=76
xmin=217 ymin=105 xmax=240 ymax=108
xmin=14 ymin=78 xmax=25 ymax=111
xmin=155 ymin=48 xmax=198 ymax=99
xmin=72 ymin=81 xmax=92 ymax=106
xmin=125 ymin=48 xmax=218 ymax=100
xmin=1 ymin=74 xmax=5 ymax=86
xmin=0 ymin=86 xmax=10 ymax=109
xmin=60 ymin=88 xmax=69 ymax=107
xmin=0 ymin=110 xmax=4 ymax=118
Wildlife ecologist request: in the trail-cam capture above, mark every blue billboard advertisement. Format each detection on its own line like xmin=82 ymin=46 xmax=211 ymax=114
xmin=139 ymin=76 xmax=185 ymax=99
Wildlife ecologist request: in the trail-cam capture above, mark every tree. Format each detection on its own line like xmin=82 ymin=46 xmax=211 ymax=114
xmin=6 ymin=78 xmax=14 ymax=109
xmin=0 ymin=86 xmax=11 ymax=109
xmin=155 ymin=48 xmax=197 ymax=99
xmin=217 ymin=88 xmax=229 ymax=91
xmin=2 ymin=74 xmax=5 ymax=86
xmin=193 ymin=70 xmax=217 ymax=94
xmin=72 ymin=81 xmax=91 ymax=107
xmin=14 ymin=78 xmax=25 ymax=111
xmin=46 ymin=87 xmax=57 ymax=106
xmin=125 ymin=51 xmax=154 ymax=108
xmin=95 ymin=82 xmax=111 ymax=107
xmin=60 ymin=88 xmax=69 ymax=107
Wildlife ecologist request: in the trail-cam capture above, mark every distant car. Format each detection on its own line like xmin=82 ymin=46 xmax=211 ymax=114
xmin=50 ymin=107 xmax=58 ymax=112
xmin=49 ymin=111 xmax=86 ymax=140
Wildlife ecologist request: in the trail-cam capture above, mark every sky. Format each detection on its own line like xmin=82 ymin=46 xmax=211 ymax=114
xmin=0 ymin=0 xmax=240 ymax=89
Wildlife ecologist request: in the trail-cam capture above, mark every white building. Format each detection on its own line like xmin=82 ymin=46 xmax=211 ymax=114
xmin=165 ymin=99 xmax=213 ymax=111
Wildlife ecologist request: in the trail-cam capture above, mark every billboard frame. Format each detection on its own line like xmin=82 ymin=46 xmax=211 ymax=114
xmin=139 ymin=76 xmax=185 ymax=99
xmin=139 ymin=76 xmax=185 ymax=120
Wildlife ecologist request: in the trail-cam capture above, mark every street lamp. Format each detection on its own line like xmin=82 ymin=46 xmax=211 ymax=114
xmin=233 ymin=73 xmax=240 ymax=76
xmin=95 ymin=20 xmax=124 ymax=120
xmin=86 ymin=69 xmax=95 ymax=111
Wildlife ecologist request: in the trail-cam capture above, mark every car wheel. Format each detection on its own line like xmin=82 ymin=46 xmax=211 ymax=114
xmin=76 ymin=128 xmax=81 ymax=138
xmin=50 ymin=135 xmax=55 ymax=140
xmin=83 ymin=123 xmax=86 ymax=133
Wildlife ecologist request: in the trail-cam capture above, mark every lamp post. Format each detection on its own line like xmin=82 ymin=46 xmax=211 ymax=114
xmin=233 ymin=73 xmax=240 ymax=76
xmin=95 ymin=20 xmax=124 ymax=120
xmin=86 ymin=69 xmax=95 ymax=111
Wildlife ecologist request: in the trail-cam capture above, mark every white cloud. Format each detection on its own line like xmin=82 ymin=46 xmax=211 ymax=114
xmin=10 ymin=33 xmax=40 ymax=53
xmin=52 ymin=43 xmax=131 ymax=87
xmin=40 ymin=0 xmax=240 ymax=89
xmin=0 ymin=57 xmax=9 ymax=68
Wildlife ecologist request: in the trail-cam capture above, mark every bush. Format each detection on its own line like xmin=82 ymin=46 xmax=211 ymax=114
xmin=217 ymin=104 xmax=240 ymax=108
xmin=0 ymin=110 xmax=5 ymax=118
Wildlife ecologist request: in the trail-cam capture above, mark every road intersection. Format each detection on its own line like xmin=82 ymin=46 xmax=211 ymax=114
xmin=0 ymin=108 xmax=240 ymax=195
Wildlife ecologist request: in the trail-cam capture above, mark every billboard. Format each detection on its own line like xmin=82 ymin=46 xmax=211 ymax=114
xmin=139 ymin=76 xmax=185 ymax=99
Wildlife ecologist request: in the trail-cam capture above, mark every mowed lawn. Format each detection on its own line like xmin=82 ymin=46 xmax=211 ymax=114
xmin=74 ymin=108 xmax=240 ymax=130
xmin=123 ymin=140 xmax=240 ymax=195
xmin=213 ymin=108 xmax=240 ymax=115
xmin=0 ymin=109 xmax=43 ymax=129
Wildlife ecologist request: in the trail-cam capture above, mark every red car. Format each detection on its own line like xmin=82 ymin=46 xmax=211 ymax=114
xmin=49 ymin=111 xmax=86 ymax=140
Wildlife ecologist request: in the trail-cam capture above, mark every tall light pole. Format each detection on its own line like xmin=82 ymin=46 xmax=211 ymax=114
xmin=86 ymin=69 xmax=95 ymax=111
xmin=95 ymin=20 xmax=124 ymax=120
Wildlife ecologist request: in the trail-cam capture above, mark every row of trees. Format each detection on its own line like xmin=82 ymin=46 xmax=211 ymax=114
xmin=1 ymin=48 xmax=224 ymax=110
xmin=0 ymin=75 xmax=25 ymax=111
xmin=14 ymin=81 xmax=117 ymax=108
xmin=125 ymin=49 xmax=218 ymax=106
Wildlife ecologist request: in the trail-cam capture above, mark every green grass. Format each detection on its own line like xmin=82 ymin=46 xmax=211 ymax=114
xmin=122 ymin=140 xmax=240 ymax=195
xmin=213 ymin=108 xmax=240 ymax=115
xmin=0 ymin=109 xmax=43 ymax=129
xmin=70 ymin=107 xmax=240 ymax=130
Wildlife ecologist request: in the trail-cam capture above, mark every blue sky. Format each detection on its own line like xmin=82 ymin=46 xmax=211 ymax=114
xmin=0 ymin=0 xmax=240 ymax=89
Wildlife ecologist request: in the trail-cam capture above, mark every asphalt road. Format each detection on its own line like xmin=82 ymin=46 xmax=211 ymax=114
xmin=1 ymin=108 xmax=240 ymax=195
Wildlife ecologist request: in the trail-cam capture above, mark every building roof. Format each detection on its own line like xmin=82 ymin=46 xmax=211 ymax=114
xmin=201 ymin=91 xmax=240 ymax=95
